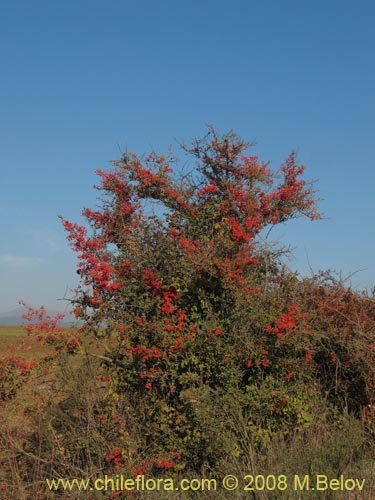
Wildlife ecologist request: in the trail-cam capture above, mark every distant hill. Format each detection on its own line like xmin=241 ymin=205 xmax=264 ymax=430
xmin=0 ymin=306 xmax=76 ymax=326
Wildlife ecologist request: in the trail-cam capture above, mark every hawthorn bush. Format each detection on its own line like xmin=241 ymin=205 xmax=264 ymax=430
xmin=59 ymin=127 xmax=371 ymax=471
xmin=1 ymin=128 xmax=374 ymax=498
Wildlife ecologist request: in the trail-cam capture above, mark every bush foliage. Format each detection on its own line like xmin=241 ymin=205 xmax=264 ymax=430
xmin=1 ymin=127 xmax=374 ymax=498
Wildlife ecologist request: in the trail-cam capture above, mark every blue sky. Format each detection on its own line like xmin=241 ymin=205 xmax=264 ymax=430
xmin=1 ymin=0 xmax=374 ymax=313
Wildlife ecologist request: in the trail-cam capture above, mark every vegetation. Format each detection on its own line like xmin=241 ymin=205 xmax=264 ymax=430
xmin=1 ymin=127 xmax=374 ymax=498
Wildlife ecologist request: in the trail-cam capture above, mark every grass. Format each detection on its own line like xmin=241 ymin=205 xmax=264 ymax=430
xmin=0 ymin=324 xmax=55 ymax=358
xmin=1 ymin=323 xmax=373 ymax=499
xmin=0 ymin=325 xmax=27 ymax=353
xmin=0 ymin=325 xmax=26 ymax=336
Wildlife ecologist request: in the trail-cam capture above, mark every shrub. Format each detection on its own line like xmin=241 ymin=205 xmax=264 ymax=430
xmin=2 ymin=127 xmax=374 ymax=498
xmin=60 ymin=126 xmax=326 ymax=471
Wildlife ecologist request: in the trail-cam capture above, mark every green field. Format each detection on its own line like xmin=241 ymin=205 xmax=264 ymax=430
xmin=0 ymin=325 xmax=26 ymax=336
xmin=0 ymin=325 xmax=32 ymax=355
xmin=0 ymin=325 xmax=26 ymax=344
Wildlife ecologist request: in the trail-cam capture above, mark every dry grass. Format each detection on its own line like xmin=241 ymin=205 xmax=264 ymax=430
xmin=0 ymin=325 xmax=374 ymax=499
